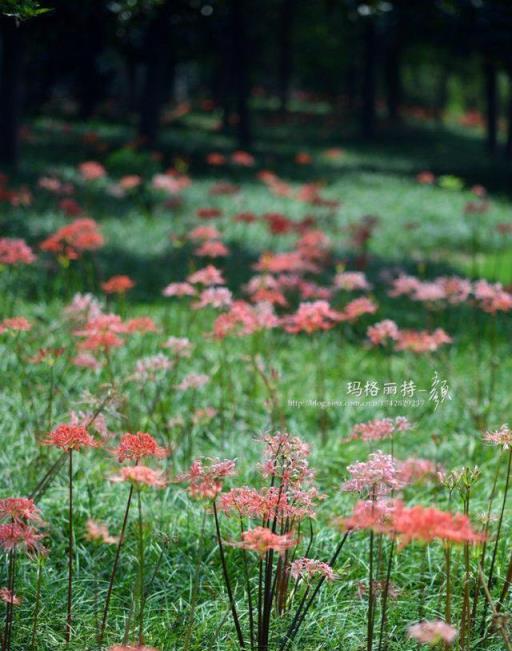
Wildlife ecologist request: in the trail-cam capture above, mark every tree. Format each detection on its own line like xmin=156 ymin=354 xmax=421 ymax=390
xmin=138 ymin=0 xmax=174 ymax=147
xmin=278 ymin=0 xmax=294 ymax=115
xmin=0 ymin=1 xmax=48 ymax=167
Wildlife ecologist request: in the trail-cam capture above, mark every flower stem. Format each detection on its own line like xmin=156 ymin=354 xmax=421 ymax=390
xmin=30 ymin=556 xmax=44 ymax=650
xmin=481 ymin=447 xmax=512 ymax=634
xmin=377 ymin=539 xmax=395 ymax=651
xmin=279 ymin=531 xmax=350 ymax=651
xmin=367 ymin=529 xmax=375 ymax=651
xmin=98 ymin=483 xmax=134 ymax=645
xmin=212 ymin=500 xmax=245 ymax=649
xmin=66 ymin=450 xmax=73 ymax=643
xmin=137 ymin=488 xmax=145 ymax=646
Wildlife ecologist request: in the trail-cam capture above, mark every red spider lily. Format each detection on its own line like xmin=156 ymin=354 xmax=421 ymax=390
xmin=74 ymin=314 xmax=127 ymax=350
xmin=394 ymin=328 xmax=452 ymax=353
xmin=416 ymin=171 xmax=436 ymax=184
xmin=231 ymin=150 xmax=254 ymax=166
xmin=79 ymin=161 xmax=106 ymax=180
xmin=209 ymin=181 xmax=240 ymax=196
xmin=233 ymin=211 xmax=257 ymax=223
xmin=193 ymin=287 xmax=232 ymax=309
xmin=232 ymin=527 xmax=297 ymax=556
xmin=59 ymin=198 xmax=82 ymax=216
xmin=196 ymin=207 xmax=223 ymax=220
xmin=0 ymin=238 xmax=36 ymax=265
xmin=339 ymin=499 xmax=398 ymax=534
xmin=407 ymin=620 xmax=458 ymax=645
xmin=264 ymin=213 xmax=295 ymax=235
xmin=392 ymin=502 xmax=485 ymax=546
xmin=259 ymin=431 xmax=314 ymax=486
xmin=0 ymin=317 xmax=32 ymax=333
xmin=0 ymin=522 xmax=46 ymax=555
xmin=85 ymin=520 xmax=119 ymax=545
xmin=177 ymin=458 xmax=236 ymax=500
xmin=473 ymin=280 xmax=512 ymax=313
xmin=194 ymin=240 xmax=229 ymax=257
xmin=28 ymin=347 xmax=65 ymax=364
xmin=43 ymin=423 xmax=98 ymax=451
xmin=162 ymin=336 xmax=193 ymax=357
xmin=249 ymin=287 xmax=288 ymax=306
xmin=110 ymin=465 xmax=167 ymax=488
xmin=206 ymin=152 xmax=226 ymax=165
xmin=281 ymin=300 xmax=343 ymax=334
xmin=175 ymin=373 xmax=210 ymax=391
xmin=296 ymin=230 xmax=331 ymax=261
xmin=119 ymin=175 xmax=142 ymax=191
xmin=295 ymin=152 xmax=312 ymax=165
xmin=124 ymin=317 xmax=158 ymax=333
xmin=73 ymin=353 xmax=102 ymax=370
xmin=151 ymin=172 xmax=190 ymax=195
xmin=188 ymin=225 xmax=221 ymax=240
xmin=187 ymin=264 xmax=225 ymax=286
xmin=219 ymin=486 xmax=321 ymax=522
xmin=101 ymin=275 xmax=135 ymax=294
xmin=290 ymin=558 xmax=335 ymax=581
xmin=334 ymin=271 xmax=371 ymax=291
xmin=40 ymin=218 xmax=104 ymax=260
xmin=113 ymin=432 xmax=168 ymax=463
xmin=397 ymin=458 xmax=438 ymax=485
xmin=348 ymin=417 xmax=411 ymax=442
xmin=64 ymin=292 xmax=102 ymax=324
xmin=0 ymin=498 xmax=42 ymax=524
xmin=484 ymin=424 xmax=512 ymax=449
xmin=343 ymin=451 xmax=405 ymax=496
xmin=367 ymin=319 xmax=400 ymax=346
xmin=297 ymin=280 xmax=332 ymax=300
xmin=212 ymin=300 xmax=278 ymax=338
xmin=340 ymin=297 xmax=378 ymax=321
xmin=162 ymin=282 xmax=196 ymax=297
xmin=0 ymin=589 xmax=20 ymax=606
xmin=254 ymin=251 xmax=318 ymax=274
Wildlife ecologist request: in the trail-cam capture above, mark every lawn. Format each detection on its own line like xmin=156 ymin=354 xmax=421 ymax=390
xmin=1 ymin=107 xmax=512 ymax=650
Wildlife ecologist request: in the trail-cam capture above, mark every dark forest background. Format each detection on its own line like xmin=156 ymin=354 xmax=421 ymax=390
xmin=1 ymin=0 xmax=512 ymax=169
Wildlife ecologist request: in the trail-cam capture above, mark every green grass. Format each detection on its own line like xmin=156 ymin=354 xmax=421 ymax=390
xmin=1 ymin=108 xmax=512 ymax=649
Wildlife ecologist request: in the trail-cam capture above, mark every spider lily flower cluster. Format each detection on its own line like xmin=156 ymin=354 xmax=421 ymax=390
xmin=2 ymin=157 xmax=512 ymax=651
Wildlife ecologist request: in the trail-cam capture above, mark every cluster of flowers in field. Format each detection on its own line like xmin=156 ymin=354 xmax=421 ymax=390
xmin=2 ymin=149 xmax=512 ymax=651
xmin=3 ymin=415 xmax=512 ymax=650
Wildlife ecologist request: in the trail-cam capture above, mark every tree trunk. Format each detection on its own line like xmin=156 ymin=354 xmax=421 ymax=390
xmin=138 ymin=0 xmax=173 ymax=147
xmin=483 ymin=59 xmax=498 ymax=154
xmin=361 ymin=17 xmax=377 ymax=139
xmin=230 ymin=0 xmax=251 ymax=148
xmin=434 ymin=66 xmax=449 ymax=124
xmin=506 ymin=69 xmax=512 ymax=159
xmin=0 ymin=17 xmax=24 ymax=168
xmin=346 ymin=62 xmax=357 ymax=112
xmin=278 ymin=0 xmax=293 ymax=115
xmin=385 ymin=41 xmax=401 ymax=122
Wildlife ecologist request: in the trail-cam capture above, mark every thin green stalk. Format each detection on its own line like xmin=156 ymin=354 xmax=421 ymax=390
xmin=2 ymin=540 xmax=15 ymax=651
xmin=212 ymin=500 xmax=245 ymax=649
xmin=367 ymin=529 xmax=375 ymax=651
xmin=30 ymin=556 xmax=44 ymax=650
xmin=478 ymin=565 xmax=512 ymax=651
xmin=137 ymin=489 xmax=145 ymax=646
xmin=377 ymin=539 xmax=395 ymax=651
xmin=98 ymin=484 xmax=134 ymax=645
xmin=472 ymin=454 xmax=502 ymax=624
xmin=279 ymin=531 xmax=350 ymax=651
xmin=480 ymin=447 xmax=512 ymax=634
xmin=183 ymin=509 xmax=207 ymax=651
xmin=66 ymin=450 xmax=73 ymax=644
